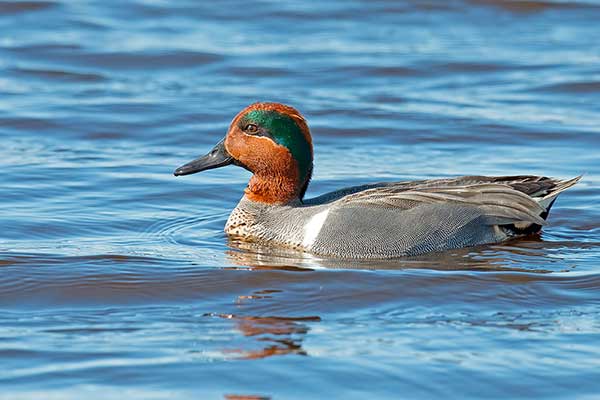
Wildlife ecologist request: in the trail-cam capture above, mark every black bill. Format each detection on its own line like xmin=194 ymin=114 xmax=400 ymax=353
xmin=173 ymin=138 xmax=233 ymax=176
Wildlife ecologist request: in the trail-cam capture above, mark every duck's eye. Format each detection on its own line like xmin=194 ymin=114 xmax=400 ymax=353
xmin=244 ymin=124 xmax=259 ymax=134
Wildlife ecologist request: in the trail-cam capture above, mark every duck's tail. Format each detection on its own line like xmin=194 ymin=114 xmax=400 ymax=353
xmin=536 ymin=175 xmax=581 ymax=213
xmin=505 ymin=175 xmax=581 ymax=235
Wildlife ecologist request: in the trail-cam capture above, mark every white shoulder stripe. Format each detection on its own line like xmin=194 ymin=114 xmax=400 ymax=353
xmin=302 ymin=209 xmax=330 ymax=248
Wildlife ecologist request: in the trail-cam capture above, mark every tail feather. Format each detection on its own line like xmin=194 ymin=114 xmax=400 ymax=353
xmin=536 ymin=175 xmax=581 ymax=211
xmin=503 ymin=175 xmax=580 ymax=236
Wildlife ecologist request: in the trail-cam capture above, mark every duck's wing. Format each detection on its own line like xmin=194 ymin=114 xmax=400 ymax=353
xmin=333 ymin=175 xmax=581 ymax=226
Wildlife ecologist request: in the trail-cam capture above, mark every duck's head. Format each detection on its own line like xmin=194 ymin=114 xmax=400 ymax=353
xmin=174 ymin=102 xmax=313 ymax=204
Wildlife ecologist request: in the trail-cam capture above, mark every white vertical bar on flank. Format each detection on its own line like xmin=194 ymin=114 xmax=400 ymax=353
xmin=302 ymin=208 xmax=330 ymax=248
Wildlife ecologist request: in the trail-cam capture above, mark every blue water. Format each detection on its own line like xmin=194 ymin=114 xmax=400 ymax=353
xmin=1 ymin=0 xmax=600 ymax=399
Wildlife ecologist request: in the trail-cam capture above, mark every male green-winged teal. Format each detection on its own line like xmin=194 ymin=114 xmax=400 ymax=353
xmin=174 ymin=102 xmax=580 ymax=258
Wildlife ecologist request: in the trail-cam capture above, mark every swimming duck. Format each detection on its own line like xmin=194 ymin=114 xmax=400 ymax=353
xmin=174 ymin=102 xmax=579 ymax=258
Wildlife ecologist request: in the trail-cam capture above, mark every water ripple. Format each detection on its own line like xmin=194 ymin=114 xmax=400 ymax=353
xmin=9 ymin=67 xmax=106 ymax=82
xmin=0 ymin=1 xmax=56 ymax=15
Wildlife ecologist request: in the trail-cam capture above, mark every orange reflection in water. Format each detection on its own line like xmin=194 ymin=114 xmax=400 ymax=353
xmin=211 ymin=313 xmax=320 ymax=360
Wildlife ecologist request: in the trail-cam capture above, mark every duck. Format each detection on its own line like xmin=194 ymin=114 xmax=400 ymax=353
xmin=174 ymin=102 xmax=580 ymax=259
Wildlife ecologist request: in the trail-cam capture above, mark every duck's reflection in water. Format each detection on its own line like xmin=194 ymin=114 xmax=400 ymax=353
xmin=207 ymin=313 xmax=320 ymax=360
xmin=224 ymin=394 xmax=271 ymax=400
xmin=225 ymin=235 xmax=565 ymax=273
xmin=214 ymin=236 xmax=577 ymax=361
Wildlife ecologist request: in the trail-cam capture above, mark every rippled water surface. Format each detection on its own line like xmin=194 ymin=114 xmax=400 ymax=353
xmin=1 ymin=0 xmax=600 ymax=398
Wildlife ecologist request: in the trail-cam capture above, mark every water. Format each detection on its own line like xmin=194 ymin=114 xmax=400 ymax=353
xmin=1 ymin=0 xmax=600 ymax=398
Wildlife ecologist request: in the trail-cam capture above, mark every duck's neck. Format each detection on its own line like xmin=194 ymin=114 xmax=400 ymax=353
xmin=245 ymin=173 xmax=301 ymax=205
